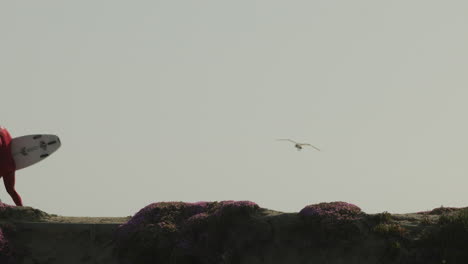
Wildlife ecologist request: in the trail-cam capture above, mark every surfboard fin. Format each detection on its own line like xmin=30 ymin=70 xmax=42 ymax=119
xmin=40 ymin=141 xmax=47 ymax=151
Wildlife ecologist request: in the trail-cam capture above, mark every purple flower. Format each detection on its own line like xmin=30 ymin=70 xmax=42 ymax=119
xmin=300 ymin=202 xmax=362 ymax=221
xmin=114 ymin=200 xmax=289 ymax=262
xmin=118 ymin=201 xmax=211 ymax=235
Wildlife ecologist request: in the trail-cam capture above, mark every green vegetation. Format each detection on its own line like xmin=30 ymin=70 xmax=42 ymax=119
xmin=375 ymin=211 xmax=393 ymax=223
xmin=418 ymin=208 xmax=468 ymax=262
xmin=373 ymin=223 xmax=406 ymax=238
xmin=369 ymin=211 xmax=393 ymax=225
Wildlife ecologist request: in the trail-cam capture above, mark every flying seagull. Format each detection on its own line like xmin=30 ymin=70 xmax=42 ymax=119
xmin=277 ymin=139 xmax=321 ymax=151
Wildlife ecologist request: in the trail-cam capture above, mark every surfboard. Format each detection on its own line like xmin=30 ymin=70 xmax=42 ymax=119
xmin=10 ymin=134 xmax=61 ymax=170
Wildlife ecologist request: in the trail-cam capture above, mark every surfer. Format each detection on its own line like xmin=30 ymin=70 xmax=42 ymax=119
xmin=0 ymin=127 xmax=23 ymax=206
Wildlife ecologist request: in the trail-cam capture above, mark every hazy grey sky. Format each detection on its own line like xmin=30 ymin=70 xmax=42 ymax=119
xmin=1 ymin=1 xmax=468 ymax=217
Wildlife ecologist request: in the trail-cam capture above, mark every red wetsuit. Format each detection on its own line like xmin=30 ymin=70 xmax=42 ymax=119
xmin=0 ymin=127 xmax=23 ymax=206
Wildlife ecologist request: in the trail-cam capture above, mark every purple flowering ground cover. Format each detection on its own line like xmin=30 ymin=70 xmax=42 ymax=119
xmin=300 ymin=201 xmax=363 ymax=222
xmin=1 ymin=200 xmax=465 ymax=263
xmin=296 ymin=202 xmax=365 ymax=246
xmin=115 ymin=200 xmax=263 ymax=264
xmin=114 ymin=200 xmax=468 ymax=264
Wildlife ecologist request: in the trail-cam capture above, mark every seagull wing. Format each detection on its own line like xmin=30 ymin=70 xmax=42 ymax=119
xmin=277 ymin=139 xmax=298 ymax=144
xmin=301 ymin=144 xmax=321 ymax=151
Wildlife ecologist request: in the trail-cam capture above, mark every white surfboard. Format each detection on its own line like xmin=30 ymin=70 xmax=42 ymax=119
xmin=10 ymin=134 xmax=61 ymax=170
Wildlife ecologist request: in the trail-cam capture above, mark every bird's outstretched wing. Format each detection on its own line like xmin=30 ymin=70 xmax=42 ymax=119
xmin=277 ymin=139 xmax=298 ymax=144
xmin=300 ymin=144 xmax=321 ymax=151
